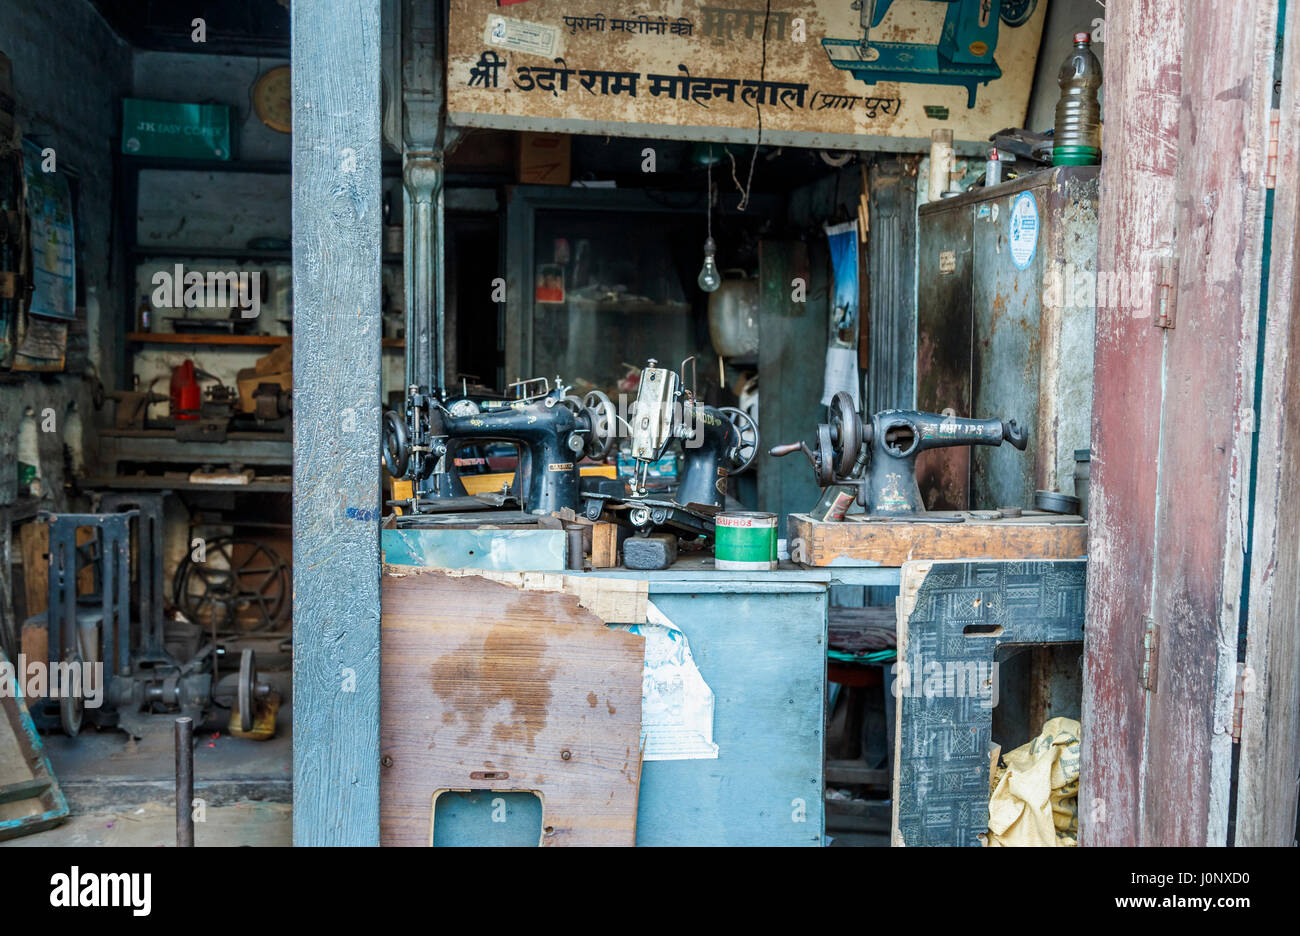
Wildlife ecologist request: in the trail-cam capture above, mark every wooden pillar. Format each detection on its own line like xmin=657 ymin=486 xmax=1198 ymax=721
xmin=291 ymin=0 xmax=383 ymax=845
xmin=1237 ymin=0 xmax=1300 ymax=847
xmin=1082 ymin=0 xmax=1278 ymax=846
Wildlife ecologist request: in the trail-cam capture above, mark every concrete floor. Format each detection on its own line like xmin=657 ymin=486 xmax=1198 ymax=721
xmin=2 ymin=670 xmax=293 ymax=847
xmin=2 ymin=801 xmax=291 ymax=847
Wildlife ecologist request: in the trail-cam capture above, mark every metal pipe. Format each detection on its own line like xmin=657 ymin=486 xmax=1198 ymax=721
xmin=175 ymin=717 xmax=194 ymax=847
xmin=565 ymin=524 xmax=586 ymax=572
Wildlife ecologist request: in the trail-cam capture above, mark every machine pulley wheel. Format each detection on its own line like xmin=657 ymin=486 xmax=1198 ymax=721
xmin=174 ymin=538 xmax=290 ymax=633
xmin=382 ymin=409 xmax=410 ymax=478
xmin=60 ymin=646 xmax=84 ymax=737
xmin=238 ymin=648 xmax=257 ymax=733
xmin=829 ymin=391 xmax=861 ymax=479
xmin=718 ymin=406 xmax=759 ymax=473
xmin=581 ymin=390 xmax=617 ymax=461
xmin=814 ymin=423 xmax=837 ymax=487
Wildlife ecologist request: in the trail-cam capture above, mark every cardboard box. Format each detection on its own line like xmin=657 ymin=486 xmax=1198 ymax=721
xmin=236 ymin=344 xmax=292 ymax=413
xmin=517 ymin=133 xmax=570 ymax=185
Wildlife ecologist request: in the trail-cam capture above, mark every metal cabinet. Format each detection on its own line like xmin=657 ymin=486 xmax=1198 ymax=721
xmin=916 ymin=166 xmax=1100 ymax=510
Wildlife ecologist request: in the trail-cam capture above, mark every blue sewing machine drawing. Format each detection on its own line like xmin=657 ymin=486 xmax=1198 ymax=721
xmin=822 ymin=0 xmax=1038 ymax=108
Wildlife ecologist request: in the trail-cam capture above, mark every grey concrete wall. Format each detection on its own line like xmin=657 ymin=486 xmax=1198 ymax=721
xmin=132 ymin=52 xmax=291 ymax=164
xmin=0 ymin=0 xmax=131 ymax=506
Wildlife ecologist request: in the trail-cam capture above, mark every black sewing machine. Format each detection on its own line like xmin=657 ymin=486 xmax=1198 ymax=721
xmin=582 ymin=358 xmax=758 ymax=538
xmin=770 ymin=391 xmax=1027 ymax=519
xmin=383 ymin=377 xmax=616 ymax=517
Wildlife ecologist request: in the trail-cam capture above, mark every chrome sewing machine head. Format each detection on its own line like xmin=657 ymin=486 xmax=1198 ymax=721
xmin=594 ymin=356 xmax=757 ymax=538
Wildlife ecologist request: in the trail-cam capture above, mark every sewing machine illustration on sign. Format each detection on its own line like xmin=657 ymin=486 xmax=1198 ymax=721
xmin=822 ymin=0 xmax=1038 ymax=108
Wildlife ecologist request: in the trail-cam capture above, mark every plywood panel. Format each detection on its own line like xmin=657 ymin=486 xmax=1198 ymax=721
xmin=380 ymin=570 xmax=644 ymax=846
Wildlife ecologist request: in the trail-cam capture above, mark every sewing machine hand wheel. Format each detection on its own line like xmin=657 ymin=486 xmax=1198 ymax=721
xmin=828 ymin=391 xmax=863 ymax=478
xmin=382 ymin=409 xmax=409 ymax=478
xmin=999 ymin=0 xmax=1038 ymax=27
xmin=581 ymin=390 xmax=617 ymax=460
xmin=768 ymin=425 xmax=836 ymax=487
xmin=718 ymin=406 xmax=759 ymax=472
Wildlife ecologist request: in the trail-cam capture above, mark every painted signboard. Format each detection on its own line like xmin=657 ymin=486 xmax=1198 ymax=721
xmin=447 ymin=0 xmax=1047 ymax=151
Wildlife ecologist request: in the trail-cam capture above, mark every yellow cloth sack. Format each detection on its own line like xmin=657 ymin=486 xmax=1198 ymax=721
xmin=986 ymin=716 xmax=1080 ymax=847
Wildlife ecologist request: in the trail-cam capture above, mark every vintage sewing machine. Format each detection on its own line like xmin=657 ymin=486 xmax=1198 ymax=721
xmin=582 ymin=358 xmax=758 ymax=538
xmin=771 ymin=391 xmax=1027 ymax=518
xmin=821 ymin=0 xmax=1039 ymax=108
xmin=383 ymin=376 xmax=617 ymax=517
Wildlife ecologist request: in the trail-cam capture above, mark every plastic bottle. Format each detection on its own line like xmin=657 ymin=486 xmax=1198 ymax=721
xmin=1052 ymin=32 xmax=1102 ymax=166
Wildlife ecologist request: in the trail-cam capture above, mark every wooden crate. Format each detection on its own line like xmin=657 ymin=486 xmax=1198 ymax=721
xmin=787 ymin=511 xmax=1088 ymax=567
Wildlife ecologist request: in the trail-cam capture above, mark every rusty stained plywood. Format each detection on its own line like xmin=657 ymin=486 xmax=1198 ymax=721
xmin=447 ymin=0 xmax=1047 ymax=149
xmin=380 ymin=570 xmax=645 ymax=846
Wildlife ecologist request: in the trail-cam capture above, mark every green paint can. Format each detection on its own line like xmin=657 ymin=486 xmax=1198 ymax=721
xmin=714 ymin=511 xmax=778 ymax=571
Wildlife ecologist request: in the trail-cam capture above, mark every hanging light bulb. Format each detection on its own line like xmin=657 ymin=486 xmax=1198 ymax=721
xmin=698 ymin=146 xmax=721 ymax=292
xmin=697 ymin=237 xmax=721 ymax=292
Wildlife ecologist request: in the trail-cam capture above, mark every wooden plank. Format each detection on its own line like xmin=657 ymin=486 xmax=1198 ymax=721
xmin=1238 ymin=0 xmax=1300 ymax=847
xmin=1142 ymin=0 xmax=1276 ymax=847
xmin=1080 ymin=0 xmax=1184 ymax=848
xmin=788 ymin=512 xmax=1086 ymax=567
xmin=0 ymin=649 xmax=69 ymax=840
xmin=0 ymin=778 xmax=50 ymax=806
xmin=290 ymin=0 xmax=384 ymax=847
xmin=590 ymin=521 xmax=618 ymax=569
xmin=379 ymin=571 xmax=644 ymax=846
xmin=19 ymin=521 xmax=47 ymax=619
xmin=891 ymin=559 xmax=931 ymax=846
xmin=126 ymin=332 xmax=403 ymax=348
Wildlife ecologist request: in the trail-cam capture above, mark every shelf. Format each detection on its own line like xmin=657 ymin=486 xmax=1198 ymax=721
xmin=129 ymin=245 xmax=402 ymax=264
xmin=130 ymin=245 xmax=292 ymax=261
xmin=120 ymin=155 xmax=402 ymax=176
xmin=126 ymin=332 xmax=404 ymax=349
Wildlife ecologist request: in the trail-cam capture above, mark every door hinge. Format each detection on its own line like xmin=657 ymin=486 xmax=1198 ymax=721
xmin=1141 ymin=616 xmax=1159 ymax=691
xmin=1266 ymin=109 xmax=1279 ymax=190
xmin=1155 ymin=259 xmax=1177 ymax=329
xmin=1231 ymin=662 xmax=1247 ymax=743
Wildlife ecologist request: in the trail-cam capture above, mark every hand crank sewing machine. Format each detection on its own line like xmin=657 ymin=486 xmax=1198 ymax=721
xmin=382 ymin=376 xmax=618 ymax=517
xmin=771 ymin=391 xmax=1027 ymax=520
xmin=581 ymin=358 xmax=758 ymax=539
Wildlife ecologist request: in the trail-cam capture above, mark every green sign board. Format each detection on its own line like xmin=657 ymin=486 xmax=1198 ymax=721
xmin=121 ymin=98 xmax=233 ymax=160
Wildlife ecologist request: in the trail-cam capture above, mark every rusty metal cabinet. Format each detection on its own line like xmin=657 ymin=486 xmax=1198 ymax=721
xmin=916 ymin=166 xmax=1100 ymax=511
